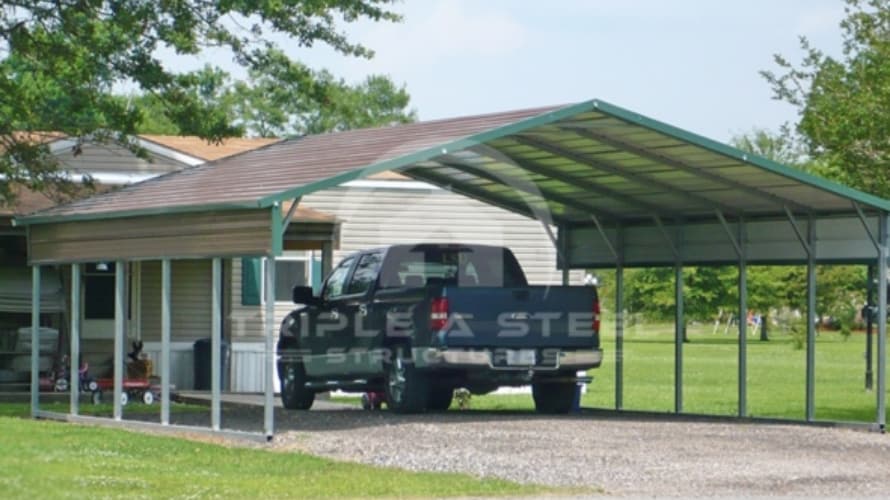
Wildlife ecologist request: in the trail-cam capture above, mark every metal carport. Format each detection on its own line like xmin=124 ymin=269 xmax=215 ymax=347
xmin=15 ymin=98 xmax=890 ymax=436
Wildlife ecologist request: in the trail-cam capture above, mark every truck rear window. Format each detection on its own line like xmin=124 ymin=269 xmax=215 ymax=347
xmin=379 ymin=246 xmax=527 ymax=288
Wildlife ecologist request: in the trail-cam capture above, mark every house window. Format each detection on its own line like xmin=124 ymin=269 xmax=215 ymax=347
xmin=263 ymin=253 xmax=311 ymax=303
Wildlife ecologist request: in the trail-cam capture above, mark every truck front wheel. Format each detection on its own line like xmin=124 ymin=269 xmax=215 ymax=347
xmin=532 ymin=379 xmax=575 ymax=414
xmin=384 ymin=347 xmax=429 ymax=413
xmin=280 ymin=363 xmax=315 ymax=410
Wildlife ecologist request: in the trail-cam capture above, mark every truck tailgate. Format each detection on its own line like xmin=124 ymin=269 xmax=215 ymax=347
xmin=440 ymin=286 xmax=598 ymax=349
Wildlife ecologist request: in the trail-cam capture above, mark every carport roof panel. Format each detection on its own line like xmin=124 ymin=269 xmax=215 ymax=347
xmin=16 ymin=99 xmax=890 ymax=225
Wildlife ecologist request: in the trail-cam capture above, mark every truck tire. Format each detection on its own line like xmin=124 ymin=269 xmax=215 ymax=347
xmin=280 ymin=363 xmax=315 ymax=410
xmin=427 ymin=387 xmax=453 ymax=412
xmin=532 ymin=380 xmax=575 ymax=414
xmin=384 ymin=346 xmax=429 ymax=413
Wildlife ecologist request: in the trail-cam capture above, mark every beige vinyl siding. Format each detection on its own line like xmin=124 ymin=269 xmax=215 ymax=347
xmin=140 ymin=260 xmax=212 ymax=343
xmin=301 ymin=182 xmax=582 ymax=285
xmin=54 ymin=142 xmax=188 ymax=175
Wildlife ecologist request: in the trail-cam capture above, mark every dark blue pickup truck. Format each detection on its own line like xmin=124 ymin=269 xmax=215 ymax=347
xmin=277 ymin=243 xmax=602 ymax=413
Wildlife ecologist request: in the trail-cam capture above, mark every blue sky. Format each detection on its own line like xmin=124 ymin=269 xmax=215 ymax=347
xmin=188 ymin=0 xmax=848 ymax=142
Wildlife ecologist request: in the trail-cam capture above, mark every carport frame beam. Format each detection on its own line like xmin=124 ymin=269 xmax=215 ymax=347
xmin=161 ymin=259 xmax=171 ymax=426
xmin=784 ymin=209 xmax=816 ymax=421
xmin=716 ymin=211 xmax=748 ymax=417
xmin=113 ymin=261 xmax=126 ymax=421
xmin=211 ymin=257 xmax=222 ymax=431
xmin=264 ymin=256 xmax=276 ymax=440
xmin=878 ymin=212 xmax=888 ymax=431
xmin=70 ymin=264 xmax=81 ymax=416
xmin=30 ymin=265 xmax=40 ymax=417
xmin=653 ymin=215 xmax=684 ymax=414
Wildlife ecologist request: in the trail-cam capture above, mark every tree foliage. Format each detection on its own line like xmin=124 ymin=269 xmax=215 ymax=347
xmin=761 ymin=0 xmax=890 ymax=197
xmin=0 ymin=0 xmax=400 ymax=205
xmin=131 ymin=64 xmax=415 ymax=138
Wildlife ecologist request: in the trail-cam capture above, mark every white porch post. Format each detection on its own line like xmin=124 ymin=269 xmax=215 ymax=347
xmin=70 ymin=264 xmax=81 ymax=416
xmin=30 ymin=265 xmax=41 ymax=417
xmin=264 ymin=256 xmax=277 ymax=439
xmin=211 ymin=257 xmax=222 ymax=431
xmin=113 ymin=261 xmax=126 ymax=421
xmin=161 ymin=259 xmax=172 ymax=425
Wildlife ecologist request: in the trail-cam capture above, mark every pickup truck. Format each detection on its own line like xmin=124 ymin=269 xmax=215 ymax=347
xmin=276 ymin=243 xmax=602 ymax=413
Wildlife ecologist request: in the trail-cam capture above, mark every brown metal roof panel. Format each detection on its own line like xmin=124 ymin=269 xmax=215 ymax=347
xmin=28 ymin=105 xmax=563 ymax=219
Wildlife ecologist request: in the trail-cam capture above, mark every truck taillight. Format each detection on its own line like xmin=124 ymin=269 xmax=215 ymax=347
xmin=593 ymin=298 xmax=601 ymax=333
xmin=430 ymin=297 xmax=449 ymax=331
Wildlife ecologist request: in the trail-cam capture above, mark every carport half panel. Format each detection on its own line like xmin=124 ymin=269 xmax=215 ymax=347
xmin=28 ymin=209 xmax=274 ymax=264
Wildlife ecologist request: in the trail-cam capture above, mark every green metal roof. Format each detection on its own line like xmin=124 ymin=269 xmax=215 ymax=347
xmin=16 ymin=99 xmax=890 ymax=227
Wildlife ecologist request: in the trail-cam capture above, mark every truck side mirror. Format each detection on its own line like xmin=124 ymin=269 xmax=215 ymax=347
xmin=292 ymin=285 xmax=318 ymax=305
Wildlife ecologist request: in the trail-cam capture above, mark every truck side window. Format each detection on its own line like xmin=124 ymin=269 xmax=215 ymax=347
xmin=345 ymin=252 xmax=383 ymax=295
xmin=323 ymin=256 xmax=355 ymax=300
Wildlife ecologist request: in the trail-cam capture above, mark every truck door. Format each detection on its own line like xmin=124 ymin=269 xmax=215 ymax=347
xmin=304 ymin=255 xmax=356 ymax=377
xmin=341 ymin=251 xmax=385 ymax=374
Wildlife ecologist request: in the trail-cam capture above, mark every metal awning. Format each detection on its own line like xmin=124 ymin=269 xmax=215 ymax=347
xmin=16 ymin=99 xmax=890 ymax=266
xmin=15 ymin=98 xmax=890 ymax=434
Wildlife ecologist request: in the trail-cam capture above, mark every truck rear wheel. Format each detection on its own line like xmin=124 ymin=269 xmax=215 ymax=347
xmin=427 ymin=387 xmax=453 ymax=412
xmin=280 ymin=363 xmax=315 ymax=410
xmin=532 ymin=379 xmax=575 ymax=414
xmin=384 ymin=347 xmax=429 ymax=413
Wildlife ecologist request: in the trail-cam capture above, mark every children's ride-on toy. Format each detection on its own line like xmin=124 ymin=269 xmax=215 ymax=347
xmin=91 ymin=341 xmax=160 ymax=406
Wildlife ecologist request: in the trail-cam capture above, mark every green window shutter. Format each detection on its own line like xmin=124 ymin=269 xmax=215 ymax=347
xmin=241 ymin=257 xmax=262 ymax=306
xmin=311 ymin=257 xmax=323 ymax=295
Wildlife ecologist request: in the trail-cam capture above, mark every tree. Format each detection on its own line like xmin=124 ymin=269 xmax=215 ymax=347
xmin=761 ymin=0 xmax=890 ymax=197
xmin=730 ymin=127 xmax=806 ymax=167
xmin=0 ymin=0 xmax=400 ymax=205
xmin=230 ymin=62 xmax=415 ymax=138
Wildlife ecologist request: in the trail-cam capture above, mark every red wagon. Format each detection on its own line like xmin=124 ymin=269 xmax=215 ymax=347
xmin=94 ymin=377 xmax=160 ymax=406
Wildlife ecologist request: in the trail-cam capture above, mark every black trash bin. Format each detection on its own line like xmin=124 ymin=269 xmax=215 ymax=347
xmin=193 ymin=338 xmax=228 ymax=390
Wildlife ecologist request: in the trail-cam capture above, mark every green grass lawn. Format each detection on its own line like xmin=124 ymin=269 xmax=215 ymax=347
xmin=467 ymin=320 xmax=888 ymax=422
xmin=0 ymin=415 xmax=554 ymax=499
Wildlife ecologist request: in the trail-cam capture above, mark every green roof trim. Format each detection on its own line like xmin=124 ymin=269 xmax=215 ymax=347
xmin=589 ymin=99 xmax=890 ymax=212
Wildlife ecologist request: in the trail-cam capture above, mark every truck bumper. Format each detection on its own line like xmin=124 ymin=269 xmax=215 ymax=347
xmin=413 ymin=347 xmax=603 ymax=371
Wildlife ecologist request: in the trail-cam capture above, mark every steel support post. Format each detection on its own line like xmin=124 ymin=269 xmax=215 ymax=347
xmin=738 ymin=220 xmax=748 ymax=417
xmin=70 ymin=264 xmax=81 ymax=416
xmin=161 ymin=259 xmax=171 ymax=426
xmin=805 ymin=218 xmax=816 ymax=422
xmin=211 ymin=258 xmax=222 ymax=431
xmin=264 ymin=257 xmax=276 ymax=439
xmin=866 ymin=265 xmax=875 ymax=391
xmin=878 ymin=212 xmax=888 ymax=431
xmin=675 ymin=263 xmax=683 ymax=414
xmin=30 ymin=265 xmax=41 ymax=417
xmin=615 ymin=229 xmax=624 ymax=410
xmin=113 ymin=261 xmax=126 ymax=421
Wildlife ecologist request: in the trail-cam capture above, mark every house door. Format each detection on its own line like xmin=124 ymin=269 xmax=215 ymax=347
xmin=81 ymin=262 xmax=139 ymax=340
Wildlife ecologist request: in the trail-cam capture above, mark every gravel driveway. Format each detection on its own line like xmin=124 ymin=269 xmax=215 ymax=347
xmin=143 ymin=400 xmax=890 ymax=498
